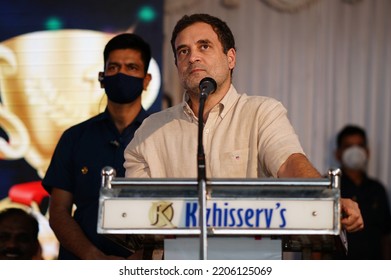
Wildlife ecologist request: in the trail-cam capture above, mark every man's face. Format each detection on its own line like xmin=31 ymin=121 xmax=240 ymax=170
xmin=336 ymin=134 xmax=369 ymax=165
xmin=0 ymin=215 xmax=38 ymax=260
xmin=105 ymin=49 xmax=146 ymax=77
xmin=100 ymin=48 xmax=151 ymax=89
xmin=174 ymin=22 xmax=235 ymax=95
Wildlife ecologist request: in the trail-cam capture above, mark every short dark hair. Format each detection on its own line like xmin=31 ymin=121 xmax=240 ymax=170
xmin=103 ymin=33 xmax=151 ymax=74
xmin=0 ymin=208 xmax=39 ymax=240
xmin=336 ymin=125 xmax=367 ymax=148
xmin=170 ymin=14 xmax=236 ymax=65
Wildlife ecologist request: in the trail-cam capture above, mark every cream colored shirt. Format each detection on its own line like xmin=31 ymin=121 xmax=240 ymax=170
xmin=124 ymin=85 xmax=304 ymax=179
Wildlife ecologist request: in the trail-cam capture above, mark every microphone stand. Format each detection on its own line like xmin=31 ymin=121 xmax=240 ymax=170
xmin=196 ymin=77 xmax=216 ymax=260
xmin=197 ymin=93 xmax=208 ymax=260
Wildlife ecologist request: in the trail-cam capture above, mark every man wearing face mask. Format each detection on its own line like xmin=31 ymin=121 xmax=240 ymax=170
xmin=335 ymin=125 xmax=391 ymax=259
xmin=42 ymin=33 xmax=152 ymax=259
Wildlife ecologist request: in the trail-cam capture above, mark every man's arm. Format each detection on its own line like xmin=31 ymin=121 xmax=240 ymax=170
xmin=277 ymin=153 xmax=364 ymax=232
xmin=277 ymin=153 xmax=321 ymax=178
xmin=124 ymin=143 xmax=151 ymax=178
xmin=49 ymin=188 xmax=124 ymax=260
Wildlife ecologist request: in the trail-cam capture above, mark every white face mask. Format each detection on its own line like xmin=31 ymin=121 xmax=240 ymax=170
xmin=341 ymin=145 xmax=368 ymax=171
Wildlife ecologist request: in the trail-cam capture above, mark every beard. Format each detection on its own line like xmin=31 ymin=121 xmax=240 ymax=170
xmin=182 ymin=75 xmax=209 ymax=97
xmin=180 ymin=63 xmax=210 ymax=94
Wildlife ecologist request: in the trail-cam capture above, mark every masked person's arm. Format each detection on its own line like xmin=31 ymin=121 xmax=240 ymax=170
xmin=49 ymin=188 xmax=124 ymax=260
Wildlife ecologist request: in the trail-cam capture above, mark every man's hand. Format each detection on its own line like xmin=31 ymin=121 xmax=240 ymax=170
xmin=341 ymin=198 xmax=364 ymax=232
xmin=275 ymin=154 xmax=364 ymax=233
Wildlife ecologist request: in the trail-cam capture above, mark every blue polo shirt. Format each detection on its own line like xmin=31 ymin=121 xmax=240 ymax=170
xmin=42 ymin=108 xmax=148 ymax=259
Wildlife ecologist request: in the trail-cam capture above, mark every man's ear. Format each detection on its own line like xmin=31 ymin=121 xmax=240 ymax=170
xmin=227 ymin=48 xmax=236 ymax=70
xmin=98 ymin=72 xmax=104 ymax=88
xmin=143 ymin=73 xmax=152 ymax=90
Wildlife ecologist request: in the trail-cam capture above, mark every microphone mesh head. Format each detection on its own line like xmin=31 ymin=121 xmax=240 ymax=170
xmin=199 ymin=77 xmax=217 ymax=95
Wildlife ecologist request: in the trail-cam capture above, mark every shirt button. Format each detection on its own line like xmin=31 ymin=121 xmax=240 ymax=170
xmin=205 ymin=129 xmax=210 ymax=134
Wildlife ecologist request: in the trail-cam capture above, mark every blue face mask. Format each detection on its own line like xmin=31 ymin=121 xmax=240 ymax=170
xmin=103 ymin=73 xmax=144 ymax=104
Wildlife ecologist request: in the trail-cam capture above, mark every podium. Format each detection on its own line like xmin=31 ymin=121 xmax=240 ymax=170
xmin=97 ymin=167 xmax=346 ymax=259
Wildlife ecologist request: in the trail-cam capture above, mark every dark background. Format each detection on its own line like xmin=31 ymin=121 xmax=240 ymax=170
xmin=0 ymin=0 xmax=163 ymax=198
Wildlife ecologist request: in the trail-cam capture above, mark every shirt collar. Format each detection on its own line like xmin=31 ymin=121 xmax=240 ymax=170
xmin=182 ymin=93 xmax=195 ymax=121
xmin=218 ymin=85 xmax=240 ymax=119
xmin=181 ymin=84 xmax=240 ymax=120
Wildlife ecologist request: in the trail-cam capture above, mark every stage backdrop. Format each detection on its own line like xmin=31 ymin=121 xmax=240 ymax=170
xmin=0 ymin=0 xmax=163 ymax=259
xmin=163 ymin=0 xmax=391 ymax=205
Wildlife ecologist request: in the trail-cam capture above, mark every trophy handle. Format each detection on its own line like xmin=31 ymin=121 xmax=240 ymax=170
xmin=0 ymin=105 xmax=30 ymax=159
xmin=0 ymin=44 xmax=17 ymax=75
xmin=0 ymin=44 xmax=29 ymax=159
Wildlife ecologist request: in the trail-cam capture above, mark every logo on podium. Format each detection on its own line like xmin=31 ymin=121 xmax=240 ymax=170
xmin=149 ymin=201 xmax=175 ymax=227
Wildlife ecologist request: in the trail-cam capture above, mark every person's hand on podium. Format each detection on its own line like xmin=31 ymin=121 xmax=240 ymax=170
xmin=340 ymin=198 xmax=364 ymax=233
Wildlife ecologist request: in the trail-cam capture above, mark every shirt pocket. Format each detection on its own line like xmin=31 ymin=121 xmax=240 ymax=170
xmin=219 ymin=148 xmax=249 ymax=177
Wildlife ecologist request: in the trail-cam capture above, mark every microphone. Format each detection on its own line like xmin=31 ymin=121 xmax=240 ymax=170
xmin=199 ymin=77 xmax=217 ymax=99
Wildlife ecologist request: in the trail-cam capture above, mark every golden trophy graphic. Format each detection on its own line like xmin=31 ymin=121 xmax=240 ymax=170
xmin=0 ymin=29 xmax=160 ymax=178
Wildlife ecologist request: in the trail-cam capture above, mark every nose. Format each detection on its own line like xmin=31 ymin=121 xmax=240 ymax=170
xmin=189 ymin=50 xmax=201 ymax=64
xmin=118 ymin=66 xmax=128 ymax=74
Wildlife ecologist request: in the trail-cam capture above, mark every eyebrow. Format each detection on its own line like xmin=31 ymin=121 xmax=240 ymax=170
xmin=107 ymin=62 xmax=120 ymax=67
xmin=107 ymin=61 xmax=141 ymax=69
xmin=197 ymin=39 xmax=212 ymax=45
xmin=126 ymin=61 xmax=140 ymax=67
xmin=176 ymin=39 xmax=213 ymax=52
xmin=175 ymin=44 xmax=187 ymax=53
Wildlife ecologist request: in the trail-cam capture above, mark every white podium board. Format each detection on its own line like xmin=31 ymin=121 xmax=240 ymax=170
xmin=97 ymin=168 xmax=345 ymax=259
